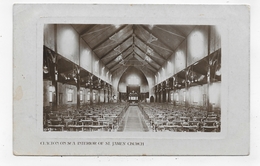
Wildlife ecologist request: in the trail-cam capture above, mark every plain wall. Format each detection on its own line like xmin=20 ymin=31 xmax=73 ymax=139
xmin=117 ymin=67 xmax=149 ymax=93
xmin=43 ymin=24 xmax=55 ymax=51
xmin=56 ymin=24 xmax=80 ymax=65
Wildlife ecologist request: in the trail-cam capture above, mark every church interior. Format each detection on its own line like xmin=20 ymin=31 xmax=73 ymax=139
xmin=43 ymin=24 xmax=221 ymax=132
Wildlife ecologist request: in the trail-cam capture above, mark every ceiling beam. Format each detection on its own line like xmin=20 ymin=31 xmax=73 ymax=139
xmin=79 ymin=24 xmax=97 ymax=36
xmin=139 ymin=25 xmax=174 ymax=53
xmin=90 ymin=25 xmax=127 ymax=51
xmin=134 ymin=44 xmax=161 ymax=68
xmin=134 ymin=34 xmax=167 ymax=62
xmin=111 ymin=64 xmax=123 ymax=73
xmin=153 ymin=25 xmax=186 ymax=39
xmin=110 ymin=55 xmax=134 ymax=72
xmin=98 ymin=35 xmax=133 ymax=60
xmin=107 ymin=51 xmax=132 ymax=70
xmin=109 ymin=52 xmax=133 ymax=71
xmin=93 ymin=25 xmax=133 ymax=55
xmin=101 ymin=36 xmax=133 ymax=61
xmin=108 ymin=50 xmax=134 ymax=69
xmin=57 ymin=64 xmax=73 ymax=73
xmin=142 ymin=64 xmax=158 ymax=73
xmin=112 ymin=65 xmax=129 ymax=75
xmin=138 ymin=66 xmax=155 ymax=76
xmin=138 ymin=61 xmax=157 ymax=74
xmin=104 ymin=44 xmax=133 ymax=66
xmin=134 ymin=55 xmax=158 ymax=73
xmin=193 ymin=68 xmax=207 ymax=76
xmin=134 ymin=51 xmax=158 ymax=72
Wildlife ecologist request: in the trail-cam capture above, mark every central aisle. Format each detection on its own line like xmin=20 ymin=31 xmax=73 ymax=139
xmin=122 ymin=106 xmax=148 ymax=132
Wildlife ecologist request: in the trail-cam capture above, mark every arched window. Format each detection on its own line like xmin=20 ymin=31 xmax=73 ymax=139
xmin=175 ymin=93 xmax=179 ymax=102
xmin=48 ymin=85 xmax=55 ymax=102
xmin=80 ymin=90 xmax=83 ymax=101
xmin=93 ymin=92 xmax=96 ymax=101
xmin=87 ymin=91 xmax=90 ymax=101
xmin=170 ymin=92 xmax=174 ymax=101
xmin=67 ymin=88 xmax=73 ymax=102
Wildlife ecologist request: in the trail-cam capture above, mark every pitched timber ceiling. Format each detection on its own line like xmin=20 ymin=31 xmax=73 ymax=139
xmin=71 ymin=24 xmax=196 ymax=79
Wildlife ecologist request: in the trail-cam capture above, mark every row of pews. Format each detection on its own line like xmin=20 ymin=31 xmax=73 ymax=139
xmin=139 ymin=103 xmax=221 ymax=132
xmin=43 ymin=103 xmax=129 ymax=132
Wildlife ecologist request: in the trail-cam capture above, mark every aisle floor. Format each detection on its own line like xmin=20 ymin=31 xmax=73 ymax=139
xmin=121 ymin=106 xmax=149 ymax=132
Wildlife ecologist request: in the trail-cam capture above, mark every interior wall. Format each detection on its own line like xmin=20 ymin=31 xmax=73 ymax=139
xmin=165 ymin=54 xmax=175 ymax=79
xmin=210 ymin=25 xmax=221 ymax=54
xmin=112 ymin=72 xmax=120 ymax=92
xmin=161 ymin=91 xmax=165 ymax=102
xmin=80 ymin=87 xmax=98 ymax=104
xmin=118 ymin=82 xmax=127 ymax=93
xmin=57 ymin=82 xmax=77 ymax=105
xmin=152 ymin=30 xmax=191 ymax=84
xmin=43 ymin=80 xmax=52 ymax=107
xmin=44 ymin=24 xmax=55 ymax=51
xmin=56 ymin=24 xmax=80 ymax=65
xmin=48 ymin=86 xmax=106 ymax=105
xmin=111 ymin=75 xmax=120 ymax=101
xmin=79 ymin=38 xmax=93 ymax=72
xmin=154 ymin=25 xmax=221 ymax=109
xmin=146 ymin=76 xmax=155 ymax=97
xmin=44 ymin=24 xmax=112 ymax=85
xmin=92 ymin=89 xmax=99 ymax=103
xmin=85 ymin=88 xmax=90 ymax=104
xmin=92 ymin=55 xmax=100 ymax=78
xmin=167 ymin=82 xmax=220 ymax=108
xmin=79 ymin=38 xmax=111 ymax=84
xmin=187 ymin=26 xmax=209 ymax=66
xmin=156 ymin=25 xmax=211 ymax=84
xmin=209 ymin=82 xmax=221 ymax=108
xmin=157 ymin=52 xmax=176 ymax=83
xmin=174 ymin=40 xmax=187 ymax=74
xmin=187 ymin=84 xmax=207 ymax=106
xmin=112 ymin=66 xmax=155 ymax=98
xmin=99 ymin=63 xmax=111 ymax=83
xmin=79 ymin=87 xmax=86 ymax=104
xmin=43 ymin=81 xmax=78 ymax=107
xmin=180 ymin=89 xmax=186 ymax=105
xmin=100 ymin=89 xmax=104 ymax=103
xmin=117 ymin=67 xmax=149 ymax=93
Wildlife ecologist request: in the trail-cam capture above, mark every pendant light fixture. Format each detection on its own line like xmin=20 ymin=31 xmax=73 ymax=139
xmin=43 ymin=53 xmax=49 ymax=74
xmin=43 ymin=65 xmax=49 ymax=74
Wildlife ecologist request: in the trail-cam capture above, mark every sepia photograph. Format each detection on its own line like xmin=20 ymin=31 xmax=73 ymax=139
xmin=43 ymin=24 xmax=221 ymax=133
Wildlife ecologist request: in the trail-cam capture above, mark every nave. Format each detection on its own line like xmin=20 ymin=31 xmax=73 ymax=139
xmin=43 ymin=24 xmax=221 ymax=133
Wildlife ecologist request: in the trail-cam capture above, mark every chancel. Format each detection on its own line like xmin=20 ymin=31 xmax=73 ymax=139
xmin=43 ymin=24 xmax=221 ymax=132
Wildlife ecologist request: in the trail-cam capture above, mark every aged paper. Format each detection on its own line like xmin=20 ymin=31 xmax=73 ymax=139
xmin=13 ymin=4 xmax=249 ymax=155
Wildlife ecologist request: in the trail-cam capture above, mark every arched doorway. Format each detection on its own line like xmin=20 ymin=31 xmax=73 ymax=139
xmin=150 ymin=96 xmax=154 ymax=102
